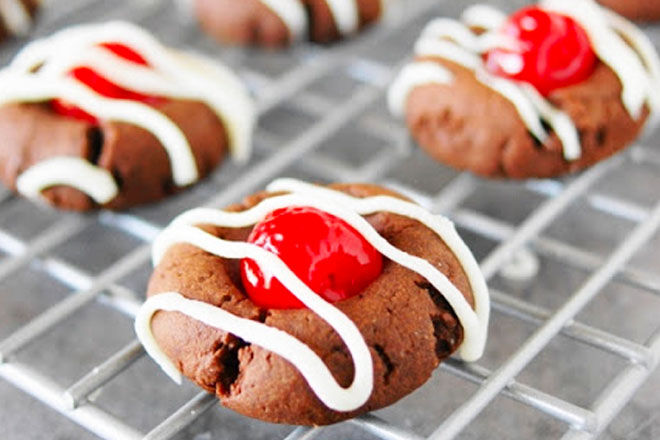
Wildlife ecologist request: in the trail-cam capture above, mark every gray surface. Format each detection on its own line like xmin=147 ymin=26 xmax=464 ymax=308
xmin=0 ymin=0 xmax=659 ymax=439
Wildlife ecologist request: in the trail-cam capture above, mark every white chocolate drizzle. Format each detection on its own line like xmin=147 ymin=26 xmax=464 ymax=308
xmin=0 ymin=21 xmax=255 ymax=204
xmin=388 ymin=61 xmax=454 ymax=118
xmin=135 ymin=179 xmax=489 ymax=412
xmin=460 ymin=4 xmax=506 ymax=31
xmin=388 ymin=0 xmax=660 ymax=162
xmin=259 ymin=0 xmax=308 ymax=41
xmin=324 ymin=0 xmax=360 ymax=35
xmin=16 ymin=157 xmax=118 ymax=204
xmin=260 ymin=0 xmax=365 ymax=39
xmin=0 ymin=0 xmax=32 ymax=37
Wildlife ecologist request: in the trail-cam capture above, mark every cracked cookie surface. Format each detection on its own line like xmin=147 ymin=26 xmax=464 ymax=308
xmin=147 ymin=183 xmax=475 ymax=425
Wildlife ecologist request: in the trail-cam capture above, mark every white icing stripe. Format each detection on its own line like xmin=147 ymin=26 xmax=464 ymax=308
xmin=521 ymin=84 xmax=581 ymax=160
xmin=16 ymin=157 xmax=118 ymax=204
xmin=541 ymin=0 xmax=653 ymax=118
xmin=415 ymin=37 xmax=481 ymax=70
xmin=601 ymin=8 xmax=660 ymax=114
xmin=460 ymin=4 xmax=506 ymax=30
xmin=0 ymin=0 xmax=32 ymax=36
xmin=38 ymin=46 xmax=182 ymax=93
xmin=161 ymin=189 xmax=487 ymax=362
xmin=168 ymin=51 xmax=254 ymax=164
xmin=259 ymin=0 xmax=308 ymax=41
xmin=0 ymin=74 xmax=199 ymax=186
xmin=603 ymin=10 xmax=660 ymax=90
xmin=387 ymin=61 xmax=453 ymax=117
xmin=421 ymin=19 xmax=481 ymax=52
xmin=421 ymin=20 xmax=520 ymax=55
xmin=324 ymin=0 xmax=360 ymax=35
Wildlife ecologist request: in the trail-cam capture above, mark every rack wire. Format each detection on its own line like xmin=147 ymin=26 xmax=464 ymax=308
xmin=0 ymin=0 xmax=659 ymax=439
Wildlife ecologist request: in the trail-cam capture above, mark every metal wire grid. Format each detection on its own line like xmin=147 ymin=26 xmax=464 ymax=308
xmin=0 ymin=0 xmax=659 ymax=438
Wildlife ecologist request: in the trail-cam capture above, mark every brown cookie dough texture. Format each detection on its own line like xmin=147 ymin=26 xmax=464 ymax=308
xmin=147 ymin=184 xmax=475 ymax=425
xmin=0 ymin=0 xmax=39 ymax=42
xmin=194 ymin=0 xmax=383 ymax=47
xmin=405 ymin=59 xmax=648 ymax=179
xmin=0 ymin=100 xmax=228 ymax=211
xmin=597 ymin=0 xmax=660 ymax=21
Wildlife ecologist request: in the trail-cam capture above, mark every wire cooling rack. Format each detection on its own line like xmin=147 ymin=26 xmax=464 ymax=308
xmin=1 ymin=0 xmax=660 ymax=439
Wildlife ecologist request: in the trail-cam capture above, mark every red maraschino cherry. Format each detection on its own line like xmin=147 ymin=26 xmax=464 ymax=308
xmin=51 ymin=42 xmax=161 ymax=123
xmin=484 ymin=6 xmax=597 ymax=96
xmin=240 ymin=206 xmax=383 ymax=309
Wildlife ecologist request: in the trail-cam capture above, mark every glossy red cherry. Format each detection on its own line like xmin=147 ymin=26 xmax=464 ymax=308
xmin=51 ymin=42 xmax=161 ymax=123
xmin=484 ymin=6 xmax=597 ymax=96
xmin=240 ymin=206 xmax=383 ymax=309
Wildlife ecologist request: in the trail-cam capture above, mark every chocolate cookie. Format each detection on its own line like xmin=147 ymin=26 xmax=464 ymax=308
xmin=597 ymin=0 xmax=660 ymax=21
xmin=135 ymin=179 xmax=489 ymax=426
xmin=0 ymin=0 xmax=39 ymax=43
xmin=0 ymin=21 xmax=255 ymax=211
xmin=388 ymin=1 xmax=659 ymax=179
xmin=194 ymin=0 xmax=383 ymax=47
